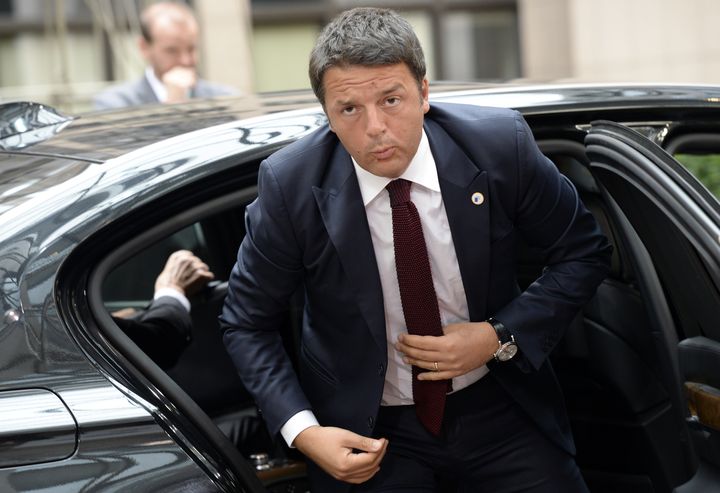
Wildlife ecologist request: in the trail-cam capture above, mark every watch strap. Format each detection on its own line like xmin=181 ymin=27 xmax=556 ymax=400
xmin=487 ymin=317 xmax=517 ymax=362
xmin=487 ymin=317 xmax=511 ymax=344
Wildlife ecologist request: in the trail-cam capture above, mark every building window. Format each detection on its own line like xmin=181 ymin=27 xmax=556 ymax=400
xmin=441 ymin=9 xmax=520 ymax=81
xmin=251 ymin=0 xmax=323 ymax=4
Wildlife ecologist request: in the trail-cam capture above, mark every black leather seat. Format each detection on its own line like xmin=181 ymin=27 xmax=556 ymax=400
xmin=517 ymin=152 xmax=689 ymax=492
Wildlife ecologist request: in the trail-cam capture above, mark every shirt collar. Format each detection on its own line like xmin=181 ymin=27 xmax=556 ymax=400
xmin=352 ymin=130 xmax=440 ymax=206
xmin=145 ymin=67 xmax=168 ymax=102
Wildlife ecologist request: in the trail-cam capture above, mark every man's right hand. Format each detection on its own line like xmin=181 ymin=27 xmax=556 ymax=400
xmin=155 ymin=249 xmax=214 ymax=296
xmin=293 ymin=425 xmax=388 ymax=484
xmin=161 ymin=66 xmax=197 ymax=103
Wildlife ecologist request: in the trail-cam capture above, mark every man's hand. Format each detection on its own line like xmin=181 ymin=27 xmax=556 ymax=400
xmin=155 ymin=249 xmax=214 ymax=296
xmin=293 ymin=425 xmax=388 ymax=484
xmin=161 ymin=66 xmax=197 ymax=103
xmin=110 ymin=307 xmax=137 ymax=319
xmin=395 ymin=322 xmax=498 ymax=380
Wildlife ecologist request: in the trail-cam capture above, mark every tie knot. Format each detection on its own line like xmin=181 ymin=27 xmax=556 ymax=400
xmin=387 ymin=179 xmax=412 ymax=207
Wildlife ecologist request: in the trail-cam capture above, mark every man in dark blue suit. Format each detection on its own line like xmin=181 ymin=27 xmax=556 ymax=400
xmin=221 ymin=7 xmax=611 ymax=492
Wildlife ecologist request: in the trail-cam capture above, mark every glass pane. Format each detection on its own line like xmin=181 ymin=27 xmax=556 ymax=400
xmin=252 ymin=0 xmax=322 ymax=4
xmin=252 ymin=23 xmax=320 ymax=91
xmin=441 ymin=9 xmax=520 ymax=81
xmin=674 ymin=153 xmax=720 ymax=199
xmin=102 ymin=223 xmax=210 ymax=306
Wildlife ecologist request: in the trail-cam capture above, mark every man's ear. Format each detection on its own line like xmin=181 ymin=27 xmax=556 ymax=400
xmin=421 ymin=78 xmax=430 ymax=114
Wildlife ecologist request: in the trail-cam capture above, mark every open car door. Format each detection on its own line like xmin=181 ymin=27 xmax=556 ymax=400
xmin=585 ymin=121 xmax=720 ymax=492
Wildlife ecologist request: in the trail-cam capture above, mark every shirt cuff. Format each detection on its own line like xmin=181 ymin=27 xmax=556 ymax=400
xmin=280 ymin=410 xmax=320 ymax=448
xmin=153 ymin=288 xmax=191 ymax=313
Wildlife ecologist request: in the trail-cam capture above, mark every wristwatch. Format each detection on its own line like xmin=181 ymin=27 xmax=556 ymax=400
xmin=487 ymin=318 xmax=518 ymax=362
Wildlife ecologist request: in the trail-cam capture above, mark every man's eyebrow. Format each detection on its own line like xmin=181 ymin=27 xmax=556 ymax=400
xmin=333 ymin=83 xmax=406 ymax=107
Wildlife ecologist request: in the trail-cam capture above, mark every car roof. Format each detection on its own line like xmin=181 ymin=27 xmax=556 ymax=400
xmin=6 ymin=82 xmax=720 ymax=163
xmin=2 ymin=82 xmax=720 ymax=230
xmin=13 ymin=91 xmax=321 ymax=163
xmin=431 ymin=81 xmax=720 ymax=113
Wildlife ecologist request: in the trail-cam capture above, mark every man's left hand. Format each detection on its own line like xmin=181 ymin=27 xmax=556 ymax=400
xmin=395 ymin=322 xmax=498 ymax=380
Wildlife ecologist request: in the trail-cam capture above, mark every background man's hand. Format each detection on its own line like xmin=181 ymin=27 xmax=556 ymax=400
xmin=293 ymin=425 xmax=388 ymax=484
xmin=161 ymin=66 xmax=197 ymax=103
xmin=155 ymin=249 xmax=214 ymax=296
xmin=395 ymin=322 xmax=498 ymax=380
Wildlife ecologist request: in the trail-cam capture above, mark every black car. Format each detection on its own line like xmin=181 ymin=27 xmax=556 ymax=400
xmin=1 ymin=84 xmax=719 ymax=492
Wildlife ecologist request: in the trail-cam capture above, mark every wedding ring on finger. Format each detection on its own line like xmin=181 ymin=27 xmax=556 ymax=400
xmin=433 ymin=361 xmax=439 ymax=372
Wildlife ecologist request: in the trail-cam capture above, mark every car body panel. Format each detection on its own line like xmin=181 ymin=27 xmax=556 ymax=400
xmin=0 ymin=106 xmax=325 ymax=493
xmin=0 ymin=388 xmax=76 ymax=468
xmin=0 ymin=224 xmax=220 ymax=491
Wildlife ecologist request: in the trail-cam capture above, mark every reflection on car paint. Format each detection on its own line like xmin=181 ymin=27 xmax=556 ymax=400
xmin=0 ymin=102 xmax=74 ymax=151
xmin=0 ymin=388 xmax=76 ymax=468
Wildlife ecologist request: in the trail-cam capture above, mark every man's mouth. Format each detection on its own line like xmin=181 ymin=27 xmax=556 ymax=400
xmin=372 ymin=147 xmax=394 ymax=160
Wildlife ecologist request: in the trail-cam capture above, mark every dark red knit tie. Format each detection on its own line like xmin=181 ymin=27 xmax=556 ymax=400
xmin=387 ymin=178 xmax=450 ymax=436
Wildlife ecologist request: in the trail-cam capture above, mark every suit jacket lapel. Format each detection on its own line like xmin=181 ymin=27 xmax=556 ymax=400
xmin=312 ymin=147 xmax=386 ymax=353
xmin=426 ymin=119 xmax=490 ymax=321
xmin=139 ymin=76 xmax=161 ymax=105
xmin=311 ymin=118 xmax=491 ymax=349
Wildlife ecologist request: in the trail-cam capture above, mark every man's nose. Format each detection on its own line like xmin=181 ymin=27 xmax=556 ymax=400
xmin=365 ymin=107 xmax=386 ymax=136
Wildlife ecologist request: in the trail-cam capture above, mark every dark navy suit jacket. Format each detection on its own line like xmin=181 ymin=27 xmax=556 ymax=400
xmin=114 ymin=296 xmax=192 ymax=369
xmin=220 ymin=103 xmax=612 ymax=491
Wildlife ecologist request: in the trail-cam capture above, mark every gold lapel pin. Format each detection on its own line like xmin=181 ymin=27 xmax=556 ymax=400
xmin=471 ymin=192 xmax=485 ymax=205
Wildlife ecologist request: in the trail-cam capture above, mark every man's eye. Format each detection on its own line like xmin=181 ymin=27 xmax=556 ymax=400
xmin=342 ymin=107 xmax=356 ymax=115
xmin=386 ymin=97 xmax=400 ymax=106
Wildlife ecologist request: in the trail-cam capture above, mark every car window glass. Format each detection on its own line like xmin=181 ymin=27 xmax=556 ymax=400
xmin=102 ymin=223 xmax=211 ymax=310
xmin=665 ymin=133 xmax=720 ymax=200
xmin=673 ymin=153 xmax=720 ymax=199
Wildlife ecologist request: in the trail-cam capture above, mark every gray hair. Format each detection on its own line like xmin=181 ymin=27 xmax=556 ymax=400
xmin=309 ymin=7 xmax=426 ymax=106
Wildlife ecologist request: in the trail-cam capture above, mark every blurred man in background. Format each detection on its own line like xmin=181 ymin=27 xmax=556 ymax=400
xmin=94 ymin=1 xmax=237 ymax=110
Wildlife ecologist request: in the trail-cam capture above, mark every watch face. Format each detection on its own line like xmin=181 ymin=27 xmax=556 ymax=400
xmin=497 ymin=342 xmax=518 ymax=362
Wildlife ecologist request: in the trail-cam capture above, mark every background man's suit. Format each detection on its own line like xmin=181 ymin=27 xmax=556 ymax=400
xmin=93 ymin=75 xmax=236 ymax=110
xmin=221 ymin=102 xmax=612 ymax=491
xmin=113 ymin=296 xmax=191 ymax=369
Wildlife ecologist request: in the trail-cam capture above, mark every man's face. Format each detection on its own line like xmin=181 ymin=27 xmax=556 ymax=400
xmin=323 ymin=63 xmax=430 ymax=179
xmin=140 ymin=16 xmax=198 ymax=79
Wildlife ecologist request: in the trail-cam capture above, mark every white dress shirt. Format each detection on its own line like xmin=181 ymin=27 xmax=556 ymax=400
xmin=153 ymin=287 xmax=191 ymax=313
xmin=145 ymin=67 xmax=192 ymax=103
xmin=280 ymin=131 xmax=488 ymax=445
xmin=145 ymin=67 xmax=169 ymax=103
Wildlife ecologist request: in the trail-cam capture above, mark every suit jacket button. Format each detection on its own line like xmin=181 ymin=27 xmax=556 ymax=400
xmin=378 ymin=364 xmax=385 ymax=376
xmin=368 ymin=416 xmax=375 ymax=429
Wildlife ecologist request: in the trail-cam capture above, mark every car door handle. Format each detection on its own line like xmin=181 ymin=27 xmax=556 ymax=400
xmin=0 ymin=388 xmax=77 ymax=468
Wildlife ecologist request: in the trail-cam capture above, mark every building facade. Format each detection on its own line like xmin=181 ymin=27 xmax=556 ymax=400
xmin=0 ymin=0 xmax=718 ymax=113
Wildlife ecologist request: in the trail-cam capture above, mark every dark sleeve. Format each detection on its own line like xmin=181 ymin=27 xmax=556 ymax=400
xmin=113 ymin=296 xmax=192 ymax=369
xmin=219 ymin=159 xmax=310 ymax=438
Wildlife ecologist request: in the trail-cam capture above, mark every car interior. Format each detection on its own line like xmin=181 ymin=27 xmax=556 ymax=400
xmin=534 ymin=138 xmax=695 ymax=493
xmin=74 ymin=122 xmax=720 ymax=492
